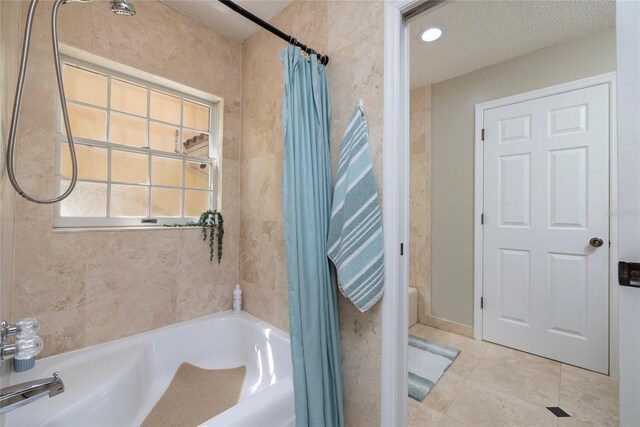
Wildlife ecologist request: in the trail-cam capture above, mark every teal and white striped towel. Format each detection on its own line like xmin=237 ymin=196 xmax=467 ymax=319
xmin=327 ymin=105 xmax=384 ymax=313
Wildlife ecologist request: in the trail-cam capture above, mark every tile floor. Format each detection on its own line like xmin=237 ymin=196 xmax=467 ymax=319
xmin=409 ymin=323 xmax=619 ymax=426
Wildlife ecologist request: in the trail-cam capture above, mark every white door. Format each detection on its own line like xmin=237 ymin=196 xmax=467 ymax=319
xmin=482 ymin=83 xmax=610 ymax=374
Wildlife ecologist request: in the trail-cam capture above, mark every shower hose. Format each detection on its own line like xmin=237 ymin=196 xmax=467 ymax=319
xmin=6 ymin=0 xmax=78 ymax=204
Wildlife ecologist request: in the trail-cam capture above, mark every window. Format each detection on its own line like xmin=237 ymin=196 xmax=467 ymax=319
xmin=54 ymin=55 xmax=220 ymax=228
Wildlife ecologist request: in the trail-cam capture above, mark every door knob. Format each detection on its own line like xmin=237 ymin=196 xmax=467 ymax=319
xmin=589 ymin=237 xmax=604 ymax=248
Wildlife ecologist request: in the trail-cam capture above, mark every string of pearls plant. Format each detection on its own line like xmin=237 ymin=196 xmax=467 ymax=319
xmin=166 ymin=210 xmax=224 ymax=263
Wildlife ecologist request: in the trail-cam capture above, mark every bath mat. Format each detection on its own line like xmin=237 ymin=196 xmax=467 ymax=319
xmin=408 ymin=334 xmax=459 ymax=402
xmin=142 ymin=363 xmax=246 ymax=427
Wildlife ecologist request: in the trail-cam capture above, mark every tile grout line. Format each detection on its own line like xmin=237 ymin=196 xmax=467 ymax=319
xmin=410 ymin=324 xmax=473 ymax=422
xmin=465 ymin=343 xmax=562 ymax=422
xmin=480 ymin=342 xmax=563 ymax=403
xmin=556 ymin=363 xmax=562 ymax=427
xmin=438 ymin=341 xmax=488 ymax=424
xmin=558 ymin=363 xmax=563 ymax=407
xmin=415 ymin=326 xmax=617 ymax=426
xmin=440 ymin=374 xmax=472 ymax=425
xmin=415 ymin=328 xmax=555 ymax=424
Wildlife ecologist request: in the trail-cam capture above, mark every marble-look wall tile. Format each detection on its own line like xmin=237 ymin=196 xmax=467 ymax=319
xmin=240 ymin=1 xmax=385 ymax=424
xmin=327 ymin=24 xmax=385 ymax=195
xmin=339 ymin=299 xmax=383 ymax=420
xmin=410 ymin=86 xmax=432 ymax=324
xmin=239 ymin=0 xmax=329 ymax=333
xmin=328 ymin=3 xmax=385 ymax=424
xmin=11 ymin=0 xmax=242 ymax=357
xmin=223 ymin=104 xmax=242 ymax=161
xmin=240 ymin=1 xmax=384 ymax=425
xmin=12 ymin=5 xmax=388 ymax=425
xmin=0 ymin=0 xmax=21 ymax=338
xmin=84 ymin=231 xmax=179 ymax=346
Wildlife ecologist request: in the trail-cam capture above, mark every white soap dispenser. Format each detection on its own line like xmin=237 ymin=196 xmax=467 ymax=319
xmin=233 ymin=284 xmax=242 ymax=314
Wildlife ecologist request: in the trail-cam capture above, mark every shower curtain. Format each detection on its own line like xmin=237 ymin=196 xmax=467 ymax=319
xmin=279 ymin=45 xmax=345 ymax=427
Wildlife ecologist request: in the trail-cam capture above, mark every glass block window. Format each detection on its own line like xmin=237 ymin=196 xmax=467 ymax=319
xmin=54 ymin=55 xmax=220 ymax=228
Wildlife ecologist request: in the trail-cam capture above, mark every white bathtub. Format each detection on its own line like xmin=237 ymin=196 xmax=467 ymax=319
xmin=3 ymin=311 xmax=294 ymax=427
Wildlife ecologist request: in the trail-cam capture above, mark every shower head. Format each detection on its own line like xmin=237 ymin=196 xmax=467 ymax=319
xmin=64 ymin=0 xmax=135 ymax=15
xmin=109 ymin=0 xmax=136 ymax=16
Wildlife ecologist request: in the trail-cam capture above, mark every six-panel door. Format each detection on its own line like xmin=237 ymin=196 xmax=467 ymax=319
xmin=482 ymin=83 xmax=610 ymax=374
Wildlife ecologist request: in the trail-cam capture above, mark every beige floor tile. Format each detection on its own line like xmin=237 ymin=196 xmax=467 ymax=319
xmin=559 ymin=364 xmax=618 ymax=426
xmin=557 ymin=417 xmax=600 ymax=426
xmin=410 ymin=323 xmax=443 ymax=341
xmin=410 ymin=323 xmax=484 ymax=378
xmin=409 ymin=398 xmax=445 ymax=426
xmin=437 ymin=415 xmax=471 ymax=427
xmin=446 ymin=351 xmax=483 ymax=378
xmin=410 ymin=323 xmax=488 ymax=359
xmin=445 ymin=380 xmax=558 ymax=427
xmin=468 ymin=357 xmax=560 ymax=407
xmin=423 ymin=371 xmax=467 ymax=414
xmin=408 ymin=323 xmax=618 ymax=427
xmin=433 ymin=330 xmax=488 ymax=360
xmin=483 ymin=342 xmax=562 ymax=376
xmin=344 ymin=403 xmax=378 ymax=427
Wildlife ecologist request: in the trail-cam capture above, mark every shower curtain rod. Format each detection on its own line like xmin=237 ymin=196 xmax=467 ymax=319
xmin=218 ymin=0 xmax=329 ymax=65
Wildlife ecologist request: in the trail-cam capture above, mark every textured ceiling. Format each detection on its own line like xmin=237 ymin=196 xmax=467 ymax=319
xmin=161 ymin=0 xmax=292 ymax=42
xmin=409 ymin=0 xmax=615 ymax=89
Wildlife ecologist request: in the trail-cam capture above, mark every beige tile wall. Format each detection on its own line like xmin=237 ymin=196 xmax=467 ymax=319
xmin=241 ymin=1 xmax=384 ymax=425
xmin=328 ymin=4 xmax=384 ymax=424
xmin=0 ymin=0 xmax=21 ymax=386
xmin=8 ymin=0 xmax=385 ymax=423
xmin=10 ymin=0 xmax=242 ymax=357
xmin=409 ymin=86 xmax=431 ymax=324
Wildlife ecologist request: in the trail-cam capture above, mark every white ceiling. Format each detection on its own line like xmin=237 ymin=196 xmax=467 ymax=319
xmin=409 ymin=0 xmax=615 ymax=89
xmin=161 ymin=0 xmax=292 ymax=42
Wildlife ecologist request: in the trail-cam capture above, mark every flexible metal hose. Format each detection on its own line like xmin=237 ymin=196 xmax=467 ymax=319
xmin=6 ymin=0 xmax=78 ymax=204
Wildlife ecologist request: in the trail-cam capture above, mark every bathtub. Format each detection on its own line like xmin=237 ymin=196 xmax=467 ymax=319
xmin=3 ymin=311 xmax=294 ymax=427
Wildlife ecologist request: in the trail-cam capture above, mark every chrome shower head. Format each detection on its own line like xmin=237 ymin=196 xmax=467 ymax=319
xmin=109 ymin=0 xmax=135 ymax=16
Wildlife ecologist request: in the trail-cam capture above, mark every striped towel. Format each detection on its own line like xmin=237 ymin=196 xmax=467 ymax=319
xmin=327 ymin=105 xmax=384 ymax=312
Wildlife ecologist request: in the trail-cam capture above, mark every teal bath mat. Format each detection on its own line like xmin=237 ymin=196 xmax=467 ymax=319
xmin=408 ymin=334 xmax=460 ymax=402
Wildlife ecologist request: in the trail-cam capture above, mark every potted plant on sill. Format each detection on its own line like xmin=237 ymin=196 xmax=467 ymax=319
xmin=166 ymin=210 xmax=224 ymax=263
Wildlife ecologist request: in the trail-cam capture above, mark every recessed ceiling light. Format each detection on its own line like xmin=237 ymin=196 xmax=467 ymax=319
xmin=421 ymin=27 xmax=442 ymax=42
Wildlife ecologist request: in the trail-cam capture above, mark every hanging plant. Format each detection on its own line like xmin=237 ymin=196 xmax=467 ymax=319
xmin=199 ymin=210 xmax=224 ymax=263
xmin=165 ymin=210 xmax=224 ymax=263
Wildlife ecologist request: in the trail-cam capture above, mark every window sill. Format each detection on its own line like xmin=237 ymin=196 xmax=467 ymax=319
xmin=52 ymin=225 xmax=202 ymax=233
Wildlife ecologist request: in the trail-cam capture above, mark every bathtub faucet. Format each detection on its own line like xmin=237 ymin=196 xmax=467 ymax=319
xmin=1 ymin=319 xmax=44 ymax=362
xmin=0 ymin=371 xmax=65 ymax=415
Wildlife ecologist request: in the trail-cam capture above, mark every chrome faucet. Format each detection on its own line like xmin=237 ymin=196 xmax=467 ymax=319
xmin=0 ymin=371 xmax=65 ymax=414
xmin=0 ymin=319 xmax=65 ymax=414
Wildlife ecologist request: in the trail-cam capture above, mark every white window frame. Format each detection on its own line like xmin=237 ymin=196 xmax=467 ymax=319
xmin=53 ymin=50 xmax=223 ymax=228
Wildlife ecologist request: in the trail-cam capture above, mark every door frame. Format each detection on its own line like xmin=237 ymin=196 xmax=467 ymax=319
xmin=381 ymin=1 xmax=418 ymax=426
xmin=472 ymin=72 xmax=619 ymax=376
xmin=615 ymin=1 xmax=640 ymax=423
xmin=385 ymin=1 xmax=638 ymax=423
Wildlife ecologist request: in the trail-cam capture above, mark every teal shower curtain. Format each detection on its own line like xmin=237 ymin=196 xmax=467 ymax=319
xmin=279 ymin=45 xmax=345 ymax=427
